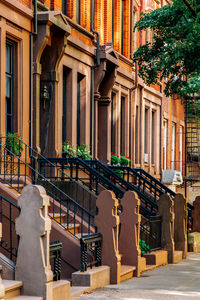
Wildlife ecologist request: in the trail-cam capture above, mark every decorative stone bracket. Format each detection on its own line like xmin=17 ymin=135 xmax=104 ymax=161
xmin=94 ymin=43 xmax=119 ymax=104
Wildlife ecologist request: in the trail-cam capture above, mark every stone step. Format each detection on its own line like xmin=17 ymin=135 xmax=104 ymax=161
xmin=139 ymin=256 xmax=146 ymax=273
xmin=5 ymin=184 xmax=24 ymax=193
xmin=143 ymin=250 xmax=168 ymax=267
xmin=120 ymin=265 xmax=136 ymax=282
xmin=53 ymin=280 xmax=70 ymax=300
xmin=3 ymin=280 xmax=22 ymax=299
xmin=62 ymin=223 xmax=80 ymax=234
xmin=70 ymin=286 xmax=90 ymax=299
xmin=174 ymin=250 xmax=183 ymax=264
xmin=49 ymin=213 xmax=66 ymax=224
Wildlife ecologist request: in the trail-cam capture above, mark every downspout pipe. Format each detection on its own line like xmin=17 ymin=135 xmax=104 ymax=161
xmin=29 ymin=0 xmax=37 ymax=149
xmin=90 ymin=0 xmax=100 ymax=155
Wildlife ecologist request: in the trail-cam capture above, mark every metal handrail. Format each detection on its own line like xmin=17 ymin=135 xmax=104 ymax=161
xmin=42 ymin=157 xmax=156 ymax=218
xmin=0 ymin=193 xmax=20 ymax=260
xmin=0 ymin=137 xmax=95 ymax=238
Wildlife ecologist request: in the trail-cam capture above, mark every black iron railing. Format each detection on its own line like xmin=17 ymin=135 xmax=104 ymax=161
xmin=0 ymin=137 xmax=95 ymax=238
xmin=86 ymin=159 xmax=158 ymax=217
xmin=80 ymin=233 xmax=102 ymax=272
xmin=111 ymin=166 xmax=193 ymax=228
xmin=50 ymin=240 xmax=62 ymax=281
xmin=43 ymin=158 xmax=157 ymax=219
xmin=0 ymin=194 xmax=20 ymax=261
xmin=140 ymin=216 xmax=162 ymax=254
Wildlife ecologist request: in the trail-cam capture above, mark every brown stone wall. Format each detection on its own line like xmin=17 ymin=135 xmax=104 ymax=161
xmin=0 ymin=0 xmax=32 ymax=147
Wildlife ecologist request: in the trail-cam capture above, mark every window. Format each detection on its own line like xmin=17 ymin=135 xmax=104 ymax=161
xmin=6 ymin=40 xmax=15 ymax=134
xmin=151 ymin=110 xmax=155 ymax=164
xmin=77 ymin=73 xmax=85 ymax=146
xmin=120 ymin=96 xmax=125 ymax=155
xmin=77 ymin=0 xmax=81 ymax=24
xmin=62 ymin=0 xmax=67 ymax=15
xmin=179 ymin=125 xmax=183 ymax=172
xmin=111 ymin=92 xmax=116 ymax=153
xmin=62 ymin=67 xmax=72 ymax=144
xmin=135 ymin=105 xmax=139 ymax=163
xmin=144 ymin=108 xmax=149 ymax=155
xmin=171 ymin=122 xmax=176 ymax=170
xmin=163 ymin=120 xmax=168 ymax=170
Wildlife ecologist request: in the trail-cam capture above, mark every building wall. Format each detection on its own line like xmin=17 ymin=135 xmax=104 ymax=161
xmin=0 ymin=0 xmax=32 ymax=146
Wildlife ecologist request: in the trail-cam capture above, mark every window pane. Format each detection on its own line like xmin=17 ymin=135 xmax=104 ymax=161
xmin=6 ymin=45 xmax=11 ymax=73
xmin=6 ymin=76 xmax=11 ymax=98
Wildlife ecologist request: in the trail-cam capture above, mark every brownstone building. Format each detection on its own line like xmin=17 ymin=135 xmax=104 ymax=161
xmin=0 ymin=0 xmax=195 ymax=192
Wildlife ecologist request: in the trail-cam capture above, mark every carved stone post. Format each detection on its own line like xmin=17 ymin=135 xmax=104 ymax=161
xmin=192 ymin=196 xmax=200 ymax=232
xmin=158 ymin=194 xmax=175 ymax=263
xmin=174 ymin=194 xmax=187 ymax=258
xmin=119 ymin=191 xmax=141 ymax=277
xmin=95 ymin=190 xmax=121 ymax=284
xmin=15 ymin=185 xmax=53 ymax=300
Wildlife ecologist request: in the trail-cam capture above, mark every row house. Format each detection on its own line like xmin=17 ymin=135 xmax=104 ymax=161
xmin=0 ymin=0 xmax=188 ymax=194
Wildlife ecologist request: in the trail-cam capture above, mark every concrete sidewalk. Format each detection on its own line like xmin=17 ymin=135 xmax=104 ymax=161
xmin=75 ymin=253 xmax=200 ymax=300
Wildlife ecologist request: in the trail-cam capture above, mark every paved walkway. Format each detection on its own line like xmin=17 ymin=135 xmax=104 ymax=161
xmin=75 ymin=253 xmax=200 ymax=300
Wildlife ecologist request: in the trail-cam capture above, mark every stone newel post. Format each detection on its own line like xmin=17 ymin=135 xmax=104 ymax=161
xmin=158 ymin=194 xmax=175 ymax=263
xmin=174 ymin=194 xmax=187 ymax=258
xmin=15 ymin=185 xmax=53 ymax=300
xmin=119 ymin=191 xmax=141 ymax=277
xmin=95 ymin=190 xmax=121 ymax=284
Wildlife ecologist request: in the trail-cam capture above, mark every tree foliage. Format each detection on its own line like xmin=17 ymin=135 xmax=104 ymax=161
xmin=133 ymin=0 xmax=200 ymax=97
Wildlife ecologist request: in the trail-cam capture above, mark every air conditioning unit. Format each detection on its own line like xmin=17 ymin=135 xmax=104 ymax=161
xmin=162 ymin=170 xmax=183 ymax=185
xmin=144 ymin=153 xmax=148 ymax=163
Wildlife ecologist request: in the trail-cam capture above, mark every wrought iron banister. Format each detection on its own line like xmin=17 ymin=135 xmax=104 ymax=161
xmin=42 ymin=157 xmax=156 ymax=218
xmin=50 ymin=240 xmax=62 ymax=281
xmin=0 ymin=194 xmax=20 ymax=261
xmin=0 ymin=137 xmax=95 ymax=238
xmin=80 ymin=232 xmax=102 ymax=272
xmin=86 ymin=160 xmax=158 ymax=214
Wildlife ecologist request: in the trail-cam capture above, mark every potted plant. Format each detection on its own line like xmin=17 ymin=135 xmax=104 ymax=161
xmin=62 ymin=141 xmax=76 ymax=158
xmin=6 ymin=132 xmax=24 ymax=156
xmin=77 ymin=144 xmax=92 ymax=160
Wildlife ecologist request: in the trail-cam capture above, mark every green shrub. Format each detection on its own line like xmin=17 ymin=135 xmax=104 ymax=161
xmin=120 ymin=156 xmax=130 ymax=166
xmin=6 ymin=132 xmax=24 ymax=156
xmin=62 ymin=141 xmax=76 ymax=157
xmin=139 ymin=239 xmax=151 ymax=256
xmin=77 ymin=144 xmax=92 ymax=160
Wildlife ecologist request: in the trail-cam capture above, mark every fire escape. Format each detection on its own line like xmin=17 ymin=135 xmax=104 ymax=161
xmin=185 ymin=97 xmax=200 ymax=186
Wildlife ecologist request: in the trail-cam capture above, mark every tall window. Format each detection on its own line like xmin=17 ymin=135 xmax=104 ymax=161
xmin=77 ymin=76 xmax=81 ymax=146
xmin=179 ymin=125 xmax=183 ymax=172
xmin=62 ymin=0 xmax=67 ymax=15
xmin=111 ymin=92 xmax=116 ymax=153
xmin=121 ymin=0 xmax=125 ymax=55
xmin=151 ymin=110 xmax=155 ymax=164
xmin=77 ymin=73 xmax=85 ymax=146
xmin=120 ymin=96 xmax=125 ymax=155
xmin=144 ymin=108 xmax=149 ymax=155
xmin=6 ymin=41 xmax=15 ymax=134
xmin=171 ymin=122 xmax=176 ymax=170
xmin=135 ymin=105 xmax=139 ymax=163
xmin=62 ymin=67 xmax=72 ymax=144
xmin=77 ymin=0 xmax=81 ymax=24
xmin=163 ymin=120 xmax=168 ymax=170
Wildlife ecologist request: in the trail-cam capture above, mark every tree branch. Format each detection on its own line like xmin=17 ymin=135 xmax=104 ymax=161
xmin=182 ymin=0 xmax=197 ymax=18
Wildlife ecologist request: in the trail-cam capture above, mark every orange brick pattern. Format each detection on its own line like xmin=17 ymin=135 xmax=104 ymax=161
xmin=17 ymin=0 xmax=31 ymax=8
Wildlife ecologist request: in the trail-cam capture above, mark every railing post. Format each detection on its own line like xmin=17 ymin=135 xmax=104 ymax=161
xmin=158 ymin=194 xmax=175 ymax=263
xmin=15 ymin=185 xmax=53 ymax=299
xmin=119 ymin=191 xmax=141 ymax=277
xmin=95 ymin=190 xmax=121 ymax=284
xmin=174 ymin=194 xmax=187 ymax=259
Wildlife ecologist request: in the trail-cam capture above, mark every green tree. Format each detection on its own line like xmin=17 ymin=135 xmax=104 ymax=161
xmin=133 ymin=0 xmax=200 ymax=97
